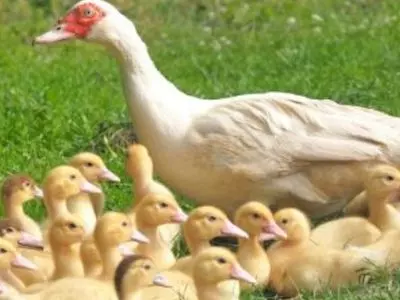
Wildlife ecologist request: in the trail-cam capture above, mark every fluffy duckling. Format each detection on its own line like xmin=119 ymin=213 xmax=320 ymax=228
xmin=114 ymin=254 xmax=170 ymax=300
xmin=1 ymin=174 xmax=43 ymax=239
xmin=192 ymin=247 xmax=256 ymax=300
xmin=43 ymin=165 xmax=102 ymax=222
xmin=267 ymin=208 xmax=380 ymax=298
xmin=234 ymin=201 xmax=287 ymax=290
xmin=93 ymin=212 xmax=149 ymax=281
xmin=68 ymin=152 xmax=120 ymax=236
xmin=48 ymin=215 xmax=86 ymax=280
xmin=125 ymin=143 xmax=180 ymax=249
xmin=0 ymin=237 xmax=37 ymax=292
xmin=311 ymin=165 xmax=400 ymax=249
xmin=171 ymin=206 xmax=248 ymax=275
xmin=133 ymin=193 xmax=188 ymax=270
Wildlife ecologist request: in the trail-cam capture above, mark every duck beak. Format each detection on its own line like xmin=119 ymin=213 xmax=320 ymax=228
xmin=131 ymin=230 xmax=150 ymax=244
xmin=11 ymin=254 xmax=37 ymax=270
xmin=260 ymin=221 xmax=287 ymax=241
xmin=221 ymin=220 xmax=249 ymax=239
xmin=18 ymin=232 xmax=44 ymax=250
xmin=33 ymin=186 xmax=44 ymax=198
xmin=80 ymin=181 xmax=102 ymax=194
xmin=99 ymin=167 xmax=120 ymax=182
xmin=230 ymin=263 xmax=257 ymax=284
xmin=171 ymin=210 xmax=188 ymax=223
xmin=152 ymin=274 xmax=171 ymax=288
xmin=33 ymin=25 xmax=75 ymax=45
xmin=118 ymin=243 xmax=135 ymax=257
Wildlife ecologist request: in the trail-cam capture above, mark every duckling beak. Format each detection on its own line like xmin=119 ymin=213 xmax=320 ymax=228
xmin=11 ymin=254 xmax=37 ymax=270
xmin=230 ymin=263 xmax=257 ymax=284
xmin=221 ymin=220 xmax=249 ymax=239
xmin=17 ymin=232 xmax=44 ymax=250
xmin=261 ymin=221 xmax=287 ymax=240
xmin=33 ymin=186 xmax=44 ymax=198
xmin=152 ymin=274 xmax=171 ymax=288
xmin=80 ymin=181 xmax=102 ymax=194
xmin=118 ymin=243 xmax=135 ymax=257
xmin=171 ymin=210 xmax=188 ymax=223
xmin=99 ymin=167 xmax=120 ymax=182
xmin=131 ymin=230 xmax=150 ymax=244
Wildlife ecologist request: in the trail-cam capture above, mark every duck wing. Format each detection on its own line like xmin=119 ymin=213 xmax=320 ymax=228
xmin=186 ymin=92 xmax=400 ymax=180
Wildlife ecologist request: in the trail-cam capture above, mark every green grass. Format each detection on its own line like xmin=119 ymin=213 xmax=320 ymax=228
xmin=1 ymin=0 xmax=400 ymax=298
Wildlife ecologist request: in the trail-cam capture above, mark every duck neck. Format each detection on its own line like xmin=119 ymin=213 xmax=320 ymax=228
xmin=51 ymin=242 xmax=84 ymax=279
xmin=44 ymin=196 xmax=69 ymax=220
xmin=99 ymin=245 xmax=122 ymax=281
xmin=135 ymin=220 xmax=164 ymax=253
xmin=367 ymin=192 xmax=393 ymax=230
xmin=237 ymin=235 xmax=264 ymax=256
xmin=102 ymin=17 xmax=201 ymax=151
xmin=132 ymin=170 xmax=152 ymax=203
xmin=194 ymin=281 xmax=224 ymax=300
xmin=120 ymin=278 xmax=145 ymax=300
xmin=3 ymin=196 xmax=25 ymax=219
xmin=184 ymin=229 xmax=210 ymax=255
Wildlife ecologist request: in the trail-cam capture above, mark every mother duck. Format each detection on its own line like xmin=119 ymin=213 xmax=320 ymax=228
xmin=34 ymin=0 xmax=400 ymax=218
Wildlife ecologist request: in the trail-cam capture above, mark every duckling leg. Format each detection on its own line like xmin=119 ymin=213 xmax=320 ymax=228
xmin=342 ymin=191 xmax=368 ymax=217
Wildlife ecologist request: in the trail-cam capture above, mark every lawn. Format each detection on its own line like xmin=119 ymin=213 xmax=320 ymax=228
xmin=1 ymin=0 xmax=400 ymax=298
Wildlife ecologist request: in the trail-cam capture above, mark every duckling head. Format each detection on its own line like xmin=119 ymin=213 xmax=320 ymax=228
xmin=69 ymin=152 xmax=120 ymax=183
xmin=114 ymin=254 xmax=170 ymax=298
xmin=134 ymin=193 xmax=188 ymax=227
xmin=184 ymin=206 xmax=249 ymax=246
xmin=273 ymin=208 xmax=311 ymax=243
xmin=49 ymin=215 xmax=86 ymax=247
xmin=94 ymin=212 xmax=149 ymax=249
xmin=1 ymin=174 xmax=43 ymax=205
xmin=365 ymin=165 xmax=400 ymax=202
xmin=0 ymin=222 xmax=43 ymax=250
xmin=0 ymin=237 xmax=37 ymax=271
xmin=125 ymin=143 xmax=152 ymax=180
xmin=43 ymin=165 xmax=102 ymax=199
xmin=234 ymin=201 xmax=287 ymax=241
xmin=192 ymin=247 xmax=256 ymax=285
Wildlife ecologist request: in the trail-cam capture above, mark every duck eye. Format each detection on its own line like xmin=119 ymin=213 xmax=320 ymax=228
xmin=160 ymin=202 xmax=168 ymax=208
xmin=252 ymin=213 xmax=260 ymax=219
xmin=208 ymin=216 xmax=217 ymax=222
xmin=0 ymin=248 xmax=7 ymax=254
xmin=82 ymin=7 xmax=95 ymax=17
xmin=68 ymin=223 xmax=77 ymax=229
xmin=281 ymin=219 xmax=288 ymax=225
xmin=217 ymin=257 xmax=226 ymax=264
xmin=121 ymin=221 xmax=128 ymax=227
xmin=5 ymin=227 xmax=14 ymax=233
xmin=85 ymin=162 xmax=94 ymax=167
xmin=386 ymin=175 xmax=394 ymax=181
xmin=69 ymin=174 xmax=76 ymax=180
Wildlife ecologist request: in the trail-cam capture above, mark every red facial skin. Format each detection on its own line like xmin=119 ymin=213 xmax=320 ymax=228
xmin=59 ymin=3 xmax=106 ymax=38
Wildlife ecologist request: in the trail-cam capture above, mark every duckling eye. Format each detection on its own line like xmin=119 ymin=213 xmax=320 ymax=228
xmin=252 ymin=213 xmax=260 ymax=219
xmin=160 ymin=202 xmax=168 ymax=208
xmin=85 ymin=162 xmax=94 ymax=167
xmin=217 ymin=257 xmax=226 ymax=264
xmin=69 ymin=174 xmax=77 ymax=180
xmin=281 ymin=219 xmax=288 ymax=225
xmin=385 ymin=175 xmax=394 ymax=182
xmin=68 ymin=223 xmax=77 ymax=229
xmin=121 ymin=221 xmax=128 ymax=227
xmin=5 ymin=227 xmax=14 ymax=233
xmin=0 ymin=248 xmax=7 ymax=254
xmin=23 ymin=182 xmax=31 ymax=187
xmin=144 ymin=264 xmax=151 ymax=270
xmin=208 ymin=216 xmax=217 ymax=222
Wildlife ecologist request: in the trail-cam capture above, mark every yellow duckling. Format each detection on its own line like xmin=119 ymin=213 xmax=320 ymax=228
xmin=311 ymin=165 xmax=400 ymax=249
xmin=234 ymin=201 xmax=287 ymax=290
xmin=268 ymin=208 xmax=380 ymax=298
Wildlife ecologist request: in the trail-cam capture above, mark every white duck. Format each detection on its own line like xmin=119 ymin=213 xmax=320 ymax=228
xmin=34 ymin=0 xmax=400 ymax=219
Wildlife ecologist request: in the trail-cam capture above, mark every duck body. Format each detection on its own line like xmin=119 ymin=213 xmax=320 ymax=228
xmin=34 ymin=0 xmax=400 ymax=218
